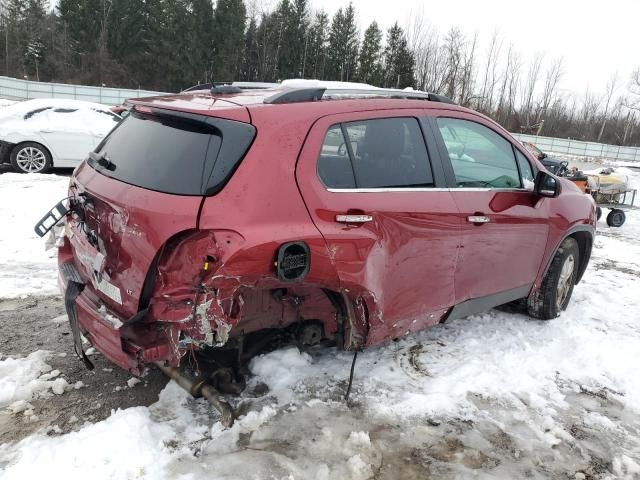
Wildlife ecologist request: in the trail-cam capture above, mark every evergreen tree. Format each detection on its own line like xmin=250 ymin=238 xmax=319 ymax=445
xmin=272 ymin=0 xmax=294 ymax=79
xmin=106 ymin=0 xmax=146 ymax=85
xmin=357 ymin=21 xmax=383 ymax=86
xmin=3 ymin=0 xmax=28 ymax=76
xmin=305 ymin=11 xmax=329 ymax=79
xmin=291 ymin=0 xmax=309 ymax=77
xmin=241 ymin=16 xmax=259 ymax=81
xmin=23 ymin=0 xmax=48 ymax=80
xmin=188 ymin=0 xmax=215 ymax=84
xmin=58 ymin=0 xmax=100 ymax=58
xmin=383 ymin=22 xmax=414 ymax=89
xmin=326 ymin=3 xmax=358 ymax=82
xmin=255 ymin=12 xmax=277 ymax=81
xmin=212 ymin=0 xmax=246 ymax=81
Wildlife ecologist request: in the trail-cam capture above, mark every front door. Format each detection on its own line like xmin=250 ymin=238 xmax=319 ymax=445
xmin=431 ymin=113 xmax=550 ymax=304
xmin=296 ymin=110 xmax=461 ymax=346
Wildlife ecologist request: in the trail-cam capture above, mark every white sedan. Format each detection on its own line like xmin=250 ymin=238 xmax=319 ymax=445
xmin=0 ymin=99 xmax=121 ymax=173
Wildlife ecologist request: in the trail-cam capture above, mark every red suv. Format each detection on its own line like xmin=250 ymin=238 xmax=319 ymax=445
xmin=37 ymin=83 xmax=595 ymax=406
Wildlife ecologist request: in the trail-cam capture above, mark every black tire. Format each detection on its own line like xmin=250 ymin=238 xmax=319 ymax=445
xmin=528 ymin=237 xmax=579 ymax=320
xmin=596 ymin=206 xmax=602 ymax=220
xmin=606 ymin=209 xmax=625 ymax=228
xmin=10 ymin=142 xmax=53 ymax=173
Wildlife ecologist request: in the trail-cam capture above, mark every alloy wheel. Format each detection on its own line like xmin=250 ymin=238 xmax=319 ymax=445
xmin=15 ymin=146 xmax=47 ymax=173
xmin=556 ymin=253 xmax=575 ymax=310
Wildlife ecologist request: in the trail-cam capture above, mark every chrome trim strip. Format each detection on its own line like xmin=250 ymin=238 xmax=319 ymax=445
xmin=326 ymin=187 xmax=532 ymax=193
xmin=327 ymin=187 xmax=451 ymax=193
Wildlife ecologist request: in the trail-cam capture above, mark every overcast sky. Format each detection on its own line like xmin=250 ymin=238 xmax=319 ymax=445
xmin=314 ymin=0 xmax=640 ymax=97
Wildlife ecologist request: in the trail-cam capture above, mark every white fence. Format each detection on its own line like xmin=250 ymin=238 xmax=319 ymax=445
xmin=512 ymin=133 xmax=640 ymax=163
xmin=0 ymin=76 xmax=168 ymax=105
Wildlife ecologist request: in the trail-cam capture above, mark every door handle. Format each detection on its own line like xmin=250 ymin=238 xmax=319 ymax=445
xmin=467 ymin=215 xmax=490 ymax=224
xmin=39 ymin=129 xmax=54 ymax=133
xmin=336 ymin=214 xmax=373 ymax=223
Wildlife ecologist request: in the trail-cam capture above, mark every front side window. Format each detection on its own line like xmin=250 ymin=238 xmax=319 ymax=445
xmin=318 ymin=117 xmax=434 ymax=189
xmin=437 ymin=118 xmax=521 ymax=189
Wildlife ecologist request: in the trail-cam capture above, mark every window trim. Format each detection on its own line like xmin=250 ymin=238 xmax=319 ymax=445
xmin=316 ymin=115 xmax=438 ymax=191
xmin=513 ymin=146 xmax=536 ymax=189
xmin=339 ymin=123 xmax=360 ymax=187
xmin=431 ymin=115 xmax=537 ymax=193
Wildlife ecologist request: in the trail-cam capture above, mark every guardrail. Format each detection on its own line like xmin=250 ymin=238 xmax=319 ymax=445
xmin=0 ymin=76 xmax=168 ymax=105
xmin=512 ymin=133 xmax=640 ymax=163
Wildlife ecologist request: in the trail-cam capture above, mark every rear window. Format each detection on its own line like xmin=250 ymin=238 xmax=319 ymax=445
xmin=90 ymin=110 xmax=255 ymax=195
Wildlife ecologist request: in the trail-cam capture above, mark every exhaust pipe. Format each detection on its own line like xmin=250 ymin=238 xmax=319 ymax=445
xmin=155 ymin=362 xmax=235 ymax=427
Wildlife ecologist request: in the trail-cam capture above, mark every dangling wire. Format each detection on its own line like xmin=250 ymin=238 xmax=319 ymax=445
xmin=344 ymin=350 xmax=358 ymax=405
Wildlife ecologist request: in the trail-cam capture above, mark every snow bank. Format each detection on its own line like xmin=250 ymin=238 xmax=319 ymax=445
xmin=0 ymin=99 xmax=17 ymax=108
xmin=0 ymin=408 xmax=177 ymax=480
xmin=0 ymin=173 xmax=69 ymax=298
xmin=0 ymin=351 xmax=71 ymax=408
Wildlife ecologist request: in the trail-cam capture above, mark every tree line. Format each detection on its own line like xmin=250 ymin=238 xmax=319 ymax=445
xmin=1 ymin=0 xmax=638 ymax=147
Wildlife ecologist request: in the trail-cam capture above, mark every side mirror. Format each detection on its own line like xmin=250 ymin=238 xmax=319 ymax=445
xmin=534 ymin=170 xmax=560 ymax=198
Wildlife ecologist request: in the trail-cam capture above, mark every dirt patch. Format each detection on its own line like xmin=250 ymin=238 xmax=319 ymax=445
xmin=0 ymin=296 xmax=168 ymax=443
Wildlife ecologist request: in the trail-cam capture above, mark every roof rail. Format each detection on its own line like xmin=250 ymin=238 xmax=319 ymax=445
xmin=263 ymin=87 xmax=455 ymax=105
xmin=183 ymin=81 xmax=279 ymax=93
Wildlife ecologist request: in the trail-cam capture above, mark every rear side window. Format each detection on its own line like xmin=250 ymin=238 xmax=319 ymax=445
xmin=318 ymin=117 xmax=434 ymax=189
xmin=437 ymin=118 xmax=521 ymax=189
xmin=90 ymin=110 xmax=255 ymax=196
xmin=317 ymin=125 xmax=356 ymax=188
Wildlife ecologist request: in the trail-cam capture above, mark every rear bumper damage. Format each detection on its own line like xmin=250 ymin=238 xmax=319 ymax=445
xmin=59 ymin=259 xmax=141 ymax=373
xmin=58 ymin=238 xmax=368 ymax=378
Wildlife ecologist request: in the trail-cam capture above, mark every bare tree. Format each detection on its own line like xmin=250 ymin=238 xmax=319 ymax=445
xmin=405 ymin=8 xmax=445 ymax=93
xmin=580 ymin=89 xmax=602 ymax=139
xmin=536 ymin=57 xmax=564 ymax=131
xmin=478 ymin=29 xmax=503 ymax=113
xmin=458 ymin=33 xmax=477 ymax=106
xmin=597 ymin=73 xmax=619 ymax=142
xmin=442 ymin=27 xmax=464 ymax=100
xmin=622 ymin=69 xmax=640 ymax=113
xmin=520 ymin=52 xmax=544 ymax=130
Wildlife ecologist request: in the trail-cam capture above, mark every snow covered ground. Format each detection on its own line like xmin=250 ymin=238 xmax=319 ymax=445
xmin=0 ymin=165 xmax=639 ymax=479
xmin=0 ymin=173 xmax=70 ymax=297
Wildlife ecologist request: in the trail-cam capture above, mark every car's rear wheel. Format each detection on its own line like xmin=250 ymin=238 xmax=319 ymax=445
xmin=528 ymin=237 xmax=579 ymax=320
xmin=10 ymin=142 xmax=52 ymax=173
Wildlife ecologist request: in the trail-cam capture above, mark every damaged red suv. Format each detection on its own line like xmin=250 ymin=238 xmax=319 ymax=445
xmin=37 ymin=82 xmax=595 ymax=422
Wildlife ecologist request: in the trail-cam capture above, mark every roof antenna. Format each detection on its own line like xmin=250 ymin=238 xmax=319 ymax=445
xmin=344 ymin=349 xmax=359 ymax=405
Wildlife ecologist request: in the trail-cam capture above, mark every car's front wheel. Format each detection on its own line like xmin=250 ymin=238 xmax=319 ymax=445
xmin=10 ymin=142 xmax=52 ymax=173
xmin=528 ymin=237 xmax=579 ymax=320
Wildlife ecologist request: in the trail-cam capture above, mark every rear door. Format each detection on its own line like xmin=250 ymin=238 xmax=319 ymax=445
xmin=430 ymin=112 xmax=549 ymax=304
xmin=296 ymin=110 xmax=461 ymax=346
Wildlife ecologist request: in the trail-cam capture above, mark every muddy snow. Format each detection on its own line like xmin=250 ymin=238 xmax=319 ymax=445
xmin=1 ymin=166 xmax=639 ymax=479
